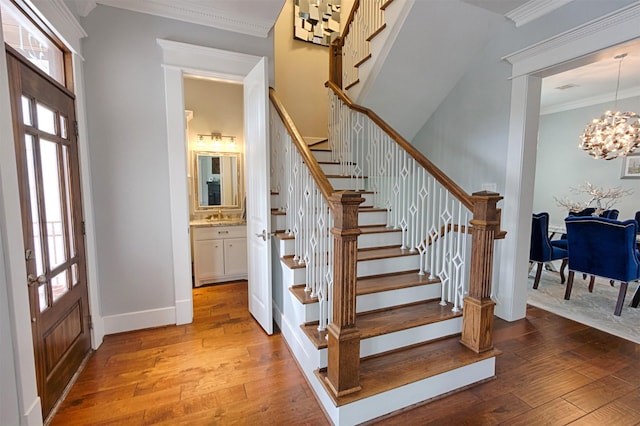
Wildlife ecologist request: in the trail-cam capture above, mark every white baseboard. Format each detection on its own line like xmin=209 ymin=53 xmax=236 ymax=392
xmin=23 ymin=396 xmax=42 ymax=426
xmin=103 ymin=306 xmax=175 ymax=334
xmin=175 ymin=298 xmax=193 ymax=325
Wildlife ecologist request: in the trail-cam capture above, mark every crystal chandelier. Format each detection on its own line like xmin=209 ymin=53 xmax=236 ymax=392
xmin=579 ymin=54 xmax=640 ymax=160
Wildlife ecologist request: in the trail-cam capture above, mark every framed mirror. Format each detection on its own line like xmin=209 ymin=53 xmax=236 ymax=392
xmin=193 ymin=151 xmax=242 ymax=211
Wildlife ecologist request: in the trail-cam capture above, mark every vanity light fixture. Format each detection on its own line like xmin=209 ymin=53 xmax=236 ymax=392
xmin=197 ymin=132 xmax=237 ymax=145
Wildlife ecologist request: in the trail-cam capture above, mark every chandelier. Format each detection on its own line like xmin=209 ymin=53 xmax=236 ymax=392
xmin=579 ymin=53 xmax=640 ymax=160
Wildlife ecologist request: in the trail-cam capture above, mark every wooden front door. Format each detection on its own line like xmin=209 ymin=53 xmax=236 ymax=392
xmin=6 ymin=47 xmax=91 ymax=419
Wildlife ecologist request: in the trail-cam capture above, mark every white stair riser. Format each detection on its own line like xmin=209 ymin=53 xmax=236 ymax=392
xmin=358 ymin=210 xmax=387 ymax=226
xmin=329 ymin=176 xmax=368 ymax=191
xmin=298 ymin=281 xmax=442 ymax=323
xmin=311 ymin=150 xmax=333 ymax=162
xmin=361 ymin=316 xmax=461 ymax=358
xmin=358 ymin=230 xmax=402 ymax=249
xmin=357 ymin=254 xmax=420 ymax=277
xmin=360 ymin=192 xmax=374 ymax=207
xmin=317 ymin=316 xmax=462 ymax=368
xmin=356 ymin=283 xmax=441 ymax=313
xmin=271 ymin=214 xmax=286 ymax=231
xmin=276 ymin=237 xmax=295 ymax=257
xmin=318 ymin=162 xmax=343 ymax=175
xmin=280 ymin=261 xmax=306 ymax=285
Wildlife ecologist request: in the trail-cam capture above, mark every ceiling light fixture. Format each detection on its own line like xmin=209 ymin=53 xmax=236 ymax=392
xmin=578 ymin=53 xmax=640 ymax=160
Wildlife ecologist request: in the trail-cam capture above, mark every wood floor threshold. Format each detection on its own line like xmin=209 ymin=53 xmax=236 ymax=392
xmin=314 ymin=336 xmax=501 ymax=407
xmin=301 ymin=299 xmax=460 ymax=349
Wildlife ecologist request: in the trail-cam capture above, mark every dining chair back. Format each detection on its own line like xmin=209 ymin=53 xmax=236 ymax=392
xmin=564 ymin=216 xmax=640 ymax=316
xmin=530 ymin=212 xmax=568 ymax=289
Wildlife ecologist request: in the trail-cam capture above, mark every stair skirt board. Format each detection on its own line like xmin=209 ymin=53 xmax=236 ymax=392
xmin=273 ymin=301 xmax=327 ymax=375
xmin=312 ymin=357 xmax=496 ymax=425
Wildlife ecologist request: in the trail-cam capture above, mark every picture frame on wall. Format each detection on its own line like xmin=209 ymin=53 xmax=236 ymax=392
xmin=620 ymin=153 xmax=640 ymax=179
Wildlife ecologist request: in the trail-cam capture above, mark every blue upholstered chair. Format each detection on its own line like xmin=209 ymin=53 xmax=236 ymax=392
xmin=563 ymin=216 xmax=640 ymax=316
xmin=601 ymin=209 xmax=619 ymax=219
xmin=635 ymin=211 xmax=640 ymax=232
xmin=530 ymin=213 xmax=568 ymax=289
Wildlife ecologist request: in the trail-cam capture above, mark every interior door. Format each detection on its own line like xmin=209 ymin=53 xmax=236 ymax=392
xmin=243 ymin=57 xmax=272 ymax=335
xmin=6 ymin=48 xmax=91 ymax=418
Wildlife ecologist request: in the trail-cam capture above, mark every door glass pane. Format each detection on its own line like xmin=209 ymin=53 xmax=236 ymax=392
xmin=0 ymin=0 xmax=65 ymax=85
xmin=40 ymin=140 xmax=67 ymax=269
xmin=51 ymin=269 xmax=68 ymax=303
xmin=21 ymin=96 xmax=32 ymax=125
xmin=59 ymin=115 xmax=68 ymax=139
xmin=38 ymin=282 xmax=48 ymax=312
xmin=62 ymin=145 xmax=76 ymax=258
xmin=25 ymin=135 xmax=44 ymax=276
xmin=36 ymin=103 xmax=56 ymax=135
xmin=71 ymin=263 xmax=78 ymax=287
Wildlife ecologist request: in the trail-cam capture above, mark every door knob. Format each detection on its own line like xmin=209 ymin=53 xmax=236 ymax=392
xmin=255 ymin=229 xmax=271 ymax=241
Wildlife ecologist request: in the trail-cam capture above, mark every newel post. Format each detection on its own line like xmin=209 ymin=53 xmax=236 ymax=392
xmin=460 ymin=191 xmax=502 ymax=353
xmin=326 ymin=191 xmax=363 ymax=397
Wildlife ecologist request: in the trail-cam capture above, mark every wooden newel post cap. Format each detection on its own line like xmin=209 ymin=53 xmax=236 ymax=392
xmin=470 ymin=191 xmax=503 ymax=225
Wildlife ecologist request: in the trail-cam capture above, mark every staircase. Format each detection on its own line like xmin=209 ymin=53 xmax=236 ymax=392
xmin=269 ymin=1 xmax=504 ymax=424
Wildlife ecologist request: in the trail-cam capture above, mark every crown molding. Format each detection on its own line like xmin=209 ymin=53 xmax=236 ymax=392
xmin=505 ymin=0 xmax=574 ymax=27
xmin=503 ymin=2 xmax=640 ymax=77
xmin=541 ymin=86 xmax=640 ymax=115
xmin=72 ymin=0 xmax=97 ymax=17
xmin=97 ymin=0 xmax=274 ymax=38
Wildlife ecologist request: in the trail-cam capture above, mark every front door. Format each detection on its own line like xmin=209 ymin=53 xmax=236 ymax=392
xmin=6 ymin=48 xmax=91 ymax=419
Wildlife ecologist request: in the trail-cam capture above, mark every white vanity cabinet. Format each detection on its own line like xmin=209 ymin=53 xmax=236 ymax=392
xmin=192 ymin=224 xmax=247 ymax=286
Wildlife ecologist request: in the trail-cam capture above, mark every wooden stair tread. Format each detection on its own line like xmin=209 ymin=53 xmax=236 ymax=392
xmin=281 ymin=255 xmax=305 ymax=269
xmin=310 ymin=147 xmax=331 ymax=152
xmin=359 ymin=225 xmax=400 ymax=235
xmin=357 ymin=246 xmax=418 ymax=261
xmin=315 ymin=336 xmax=501 ymax=406
xmin=271 ymin=210 xmax=286 ymax=216
xmin=274 ymin=231 xmax=294 ymax=240
xmin=302 ymin=299 xmax=460 ymax=349
xmin=326 ymin=174 xmax=369 ymax=179
xmin=358 ymin=270 xmax=439 ymax=295
xmin=289 ymin=271 xmax=439 ymax=304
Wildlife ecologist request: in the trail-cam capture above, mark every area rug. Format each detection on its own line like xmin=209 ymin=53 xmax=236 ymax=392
xmin=527 ymin=269 xmax=640 ymax=344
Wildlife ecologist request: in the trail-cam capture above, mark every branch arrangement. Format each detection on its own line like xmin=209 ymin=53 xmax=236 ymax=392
xmin=554 ymin=181 xmax=633 ymax=215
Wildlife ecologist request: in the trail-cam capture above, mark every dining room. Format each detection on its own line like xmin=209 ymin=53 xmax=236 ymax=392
xmin=528 ymin=42 xmax=640 ymax=344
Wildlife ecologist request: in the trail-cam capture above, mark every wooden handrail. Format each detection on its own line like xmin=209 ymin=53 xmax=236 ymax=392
xmin=326 ymin=81 xmax=474 ymax=211
xmin=269 ymin=87 xmax=335 ymax=204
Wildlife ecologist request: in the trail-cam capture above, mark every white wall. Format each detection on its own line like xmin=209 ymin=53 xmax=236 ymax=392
xmin=79 ymin=5 xmax=274 ymax=323
xmin=534 ymin=96 xmax=640 ymax=224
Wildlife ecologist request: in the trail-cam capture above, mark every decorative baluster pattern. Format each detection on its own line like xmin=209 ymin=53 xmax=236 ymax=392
xmin=340 ymin=0 xmax=386 ymax=90
xmin=328 ymin=91 xmax=472 ymax=310
xmin=270 ymin=103 xmax=335 ymax=330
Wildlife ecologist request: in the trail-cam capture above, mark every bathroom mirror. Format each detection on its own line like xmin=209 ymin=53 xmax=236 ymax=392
xmin=194 ymin=152 xmax=241 ymax=211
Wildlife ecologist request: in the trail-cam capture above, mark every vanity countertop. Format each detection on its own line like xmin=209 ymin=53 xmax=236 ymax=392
xmin=190 ymin=219 xmax=246 ymax=228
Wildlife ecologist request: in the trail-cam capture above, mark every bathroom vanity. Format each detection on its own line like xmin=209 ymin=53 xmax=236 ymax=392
xmin=191 ymin=220 xmax=247 ymax=287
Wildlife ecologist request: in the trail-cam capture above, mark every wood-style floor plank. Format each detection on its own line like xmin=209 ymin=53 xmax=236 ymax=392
xmin=52 ymin=283 xmax=640 ymax=425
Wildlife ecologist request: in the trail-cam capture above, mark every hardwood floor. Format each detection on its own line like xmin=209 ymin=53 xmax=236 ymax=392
xmin=52 ymin=281 xmax=640 ymax=425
